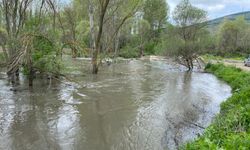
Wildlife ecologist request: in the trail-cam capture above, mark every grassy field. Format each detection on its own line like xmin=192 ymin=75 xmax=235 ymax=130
xmin=183 ymin=64 xmax=250 ymax=149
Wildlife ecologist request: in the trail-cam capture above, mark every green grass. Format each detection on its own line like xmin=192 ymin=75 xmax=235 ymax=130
xmin=202 ymin=54 xmax=245 ymax=63
xmin=183 ymin=64 xmax=250 ymax=150
xmin=202 ymin=54 xmax=224 ymax=62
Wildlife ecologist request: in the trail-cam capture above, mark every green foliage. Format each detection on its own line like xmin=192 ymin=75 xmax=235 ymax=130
xmin=162 ymin=26 xmax=210 ymax=58
xmin=119 ymin=19 xmax=151 ymax=57
xmin=30 ymin=35 xmax=62 ymax=74
xmin=163 ymin=0 xmax=208 ymax=69
xmin=119 ymin=45 xmax=139 ymax=58
xmin=184 ymin=64 xmax=250 ymax=149
xmin=0 ymin=52 xmax=5 ymax=63
xmin=218 ymin=16 xmax=250 ymax=55
xmin=173 ymin=0 xmax=207 ymax=27
xmin=119 ymin=0 xmax=168 ymax=57
xmin=76 ymin=20 xmax=90 ymax=46
xmin=151 ymin=24 xmax=175 ymax=55
xmin=143 ymin=0 xmax=169 ymax=30
xmin=33 ymin=54 xmax=62 ymax=74
xmin=24 ymin=15 xmax=50 ymax=32
xmin=144 ymin=41 xmax=157 ymax=55
xmin=32 ymin=36 xmax=54 ymax=60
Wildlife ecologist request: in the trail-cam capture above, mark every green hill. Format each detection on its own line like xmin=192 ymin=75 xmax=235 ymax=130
xmin=208 ymin=11 xmax=250 ymax=26
xmin=206 ymin=11 xmax=250 ymax=32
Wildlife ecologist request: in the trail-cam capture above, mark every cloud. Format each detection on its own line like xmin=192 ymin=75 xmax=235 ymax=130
xmin=195 ymin=4 xmax=225 ymax=11
xmin=207 ymin=4 xmax=225 ymax=11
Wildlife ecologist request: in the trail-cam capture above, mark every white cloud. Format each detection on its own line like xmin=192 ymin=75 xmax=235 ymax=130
xmin=208 ymin=4 xmax=225 ymax=11
xmin=197 ymin=4 xmax=225 ymax=11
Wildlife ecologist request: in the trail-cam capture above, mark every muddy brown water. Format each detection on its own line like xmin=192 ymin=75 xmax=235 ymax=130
xmin=0 ymin=57 xmax=231 ymax=150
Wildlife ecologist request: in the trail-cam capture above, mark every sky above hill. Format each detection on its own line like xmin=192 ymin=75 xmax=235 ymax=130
xmin=62 ymin=0 xmax=250 ymax=20
xmin=168 ymin=0 xmax=250 ymax=19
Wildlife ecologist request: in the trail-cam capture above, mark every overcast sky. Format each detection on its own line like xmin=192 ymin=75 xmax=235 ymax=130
xmin=168 ymin=0 xmax=250 ymax=19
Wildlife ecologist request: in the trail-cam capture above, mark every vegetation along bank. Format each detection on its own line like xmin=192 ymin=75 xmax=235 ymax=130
xmin=184 ymin=64 xmax=250 ymax=149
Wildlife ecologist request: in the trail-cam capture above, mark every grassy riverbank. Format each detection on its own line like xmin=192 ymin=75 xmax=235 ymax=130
xmin=184 ymin=64 xmax=250 ymax=149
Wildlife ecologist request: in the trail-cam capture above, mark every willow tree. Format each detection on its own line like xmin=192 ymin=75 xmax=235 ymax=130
xmin=1 ymin=0 xmax=61 ymax=85
xmin=170 ymin=0 xmax=207 ymax=70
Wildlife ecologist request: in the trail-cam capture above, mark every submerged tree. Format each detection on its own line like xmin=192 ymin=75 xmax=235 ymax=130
xmin=168 ymin=0 xmax=207 ymax=70
xmin=0 ymin=0 xmax=62 ymax=86
xmin=90 ymin=0 xmax=110 ymax=74
xmin=87 ymin=0 xmax=142 ymax=74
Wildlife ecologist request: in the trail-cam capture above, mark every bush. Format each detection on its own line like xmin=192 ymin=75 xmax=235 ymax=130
xmin=119 ymin=46 xmax=139 ymax=58
xmin=144 ymin=41 xmax=157 ymax=55
xmin=184 ymin=64 xmax=250 ymax=149
xmin=22 ymin=35 xmax=62 ymax=75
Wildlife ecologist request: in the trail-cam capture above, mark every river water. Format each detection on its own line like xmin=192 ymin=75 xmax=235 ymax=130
xmin=0 ymin=57 xmax=231 ymax=150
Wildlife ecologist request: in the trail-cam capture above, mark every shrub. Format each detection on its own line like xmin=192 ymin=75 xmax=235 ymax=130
xmin=119 ymin=46 xmax=140 ymax=58
xmin=22 ymin=35 xmax=62 ymax=75
xmin=144 ymin=41 xmax=157 ymax=55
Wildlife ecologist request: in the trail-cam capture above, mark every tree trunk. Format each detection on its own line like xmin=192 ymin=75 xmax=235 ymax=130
xmin=28 ymin=58 xmax=33 ymax=86
xmin=186 ymin=58 xmax=193 ymax=71
xmin=71 ymin=45 xmax=77 ymax=58
xmin=114 ymin=31 xmax=120 ymax=57
xmin=91 ymin=0 xmax=110 ymax=74
xmin=29 ymin=68 xmax=33 ymax=86
xmin=92 ymin=50 xmax=99 ymax=74
xmin=88 ymin=1 xmax=96 ymax=56
xmin=190 ymin=58 xmax=194 ymax=70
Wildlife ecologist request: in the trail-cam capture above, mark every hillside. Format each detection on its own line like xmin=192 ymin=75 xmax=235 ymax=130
xmin=207 ymin=11 xmax=250 ymax=26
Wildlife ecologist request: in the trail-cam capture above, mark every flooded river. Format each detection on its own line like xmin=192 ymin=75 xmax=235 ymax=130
xmin=0 ymin=57 xmax=231 ymax=150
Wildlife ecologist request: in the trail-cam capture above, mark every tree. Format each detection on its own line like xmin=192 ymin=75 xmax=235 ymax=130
xmin=61 ymin=5 xmax=80 ymax=58
xmin=169 ymin=0 xmax=207 ymax=70
xmin=218 ymin=16 xmax=250 ymax=55
xmin=117 ymin=0 xmax=169 ymax=57
xmin=87 ymin=0 xmax=142 ymax=74
xmin=1 ymin=0 xmax=62 ymax=86
xmin=1 ymin=0 xmax=31 ymax=59
xmin=143 ymin=0 xmax=169 ymax=31
xmin=137 ymin=19 xmax=150 ymax=56
xmin=90 ymin=0 xmax=110 ymax=74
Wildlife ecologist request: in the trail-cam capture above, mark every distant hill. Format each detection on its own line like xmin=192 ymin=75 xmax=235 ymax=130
xmin=206 ymin=11 xmax=250 ymax=32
